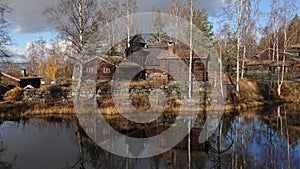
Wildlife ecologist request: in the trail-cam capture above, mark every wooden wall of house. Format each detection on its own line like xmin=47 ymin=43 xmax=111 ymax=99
xmin=0 ymin=74 xmax=20 ymax=88
xmin=145 ymin=67 xmax=164 ymax=74
xmin=159 ymin=58 xmax=207 ymax=82
xmin=192 ymin=59 xmax=207 ymax=82
xmin=97 ymin=63 xmax=116 ymax=81
xmin=19 ymin=79 xmax=41 ymax=88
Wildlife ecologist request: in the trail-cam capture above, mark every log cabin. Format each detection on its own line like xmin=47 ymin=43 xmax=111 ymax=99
xmin=0 ymin=69 xmax=42 ymax=89
xmin=94 ymin=34 xmax=209 ymax=83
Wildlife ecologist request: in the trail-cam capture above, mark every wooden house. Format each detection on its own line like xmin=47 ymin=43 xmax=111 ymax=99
xmin=94 ymin=34 xmax=209 ymax=82
xmin=246 ymin=48 xmax=300 ymax=76
xmin=124 ymin=35 xmax=209 ymax=82
xmin=125 ymin=34 xmax=148 ymax=57
xmin=0 ymin=70 xmax=42 ymax=88
xmin=82 ymin=55 xmax=122 ymax=82
xmin=154 ymin=41 xmax=209 ymax=82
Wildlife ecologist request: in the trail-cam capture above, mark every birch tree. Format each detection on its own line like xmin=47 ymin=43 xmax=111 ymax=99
xmin=235 ymin=0 xmax=244 ymax=93
xmin=276 ymin=0 xmax=297 ymax=96
xmin=0 ymin=1 xmax=13 ymax=60
xmin=240 ymin=0 xmax=250 ymax=79
xmin=271 ymin=0 xmax=281 ymax=96
xmin=166 ymin=0 xmax=188 ymax=40
xmin=26 ymin=38 xmax=47 ymax=75
xmin=45 ymin=0 xmax=100 ymax=104
xmin=123 ymin=0 xmax=137 ymax=48
xmin=222 ymin=0 xmax=245 ymax=92
xmin=188 ymin=1 xmax=195 ymax=168
xmin=99 ymin=0 xmax=122 ymax=52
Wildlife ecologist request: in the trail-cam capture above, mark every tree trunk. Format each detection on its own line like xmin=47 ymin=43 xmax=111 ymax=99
xmin=74 ymin=0 xmax=84 ymax=105
xmin=127 ymin=2 xmax=130 ymax=48
xmin=241 ymin=1 xmax=250 ymax=79
xmin=188 ymin=116 xmax=191 ymax=169
xmin=285 ymin=109 xmax=291 ymax=169
xmin=75 ymin=63 xmax=83 ymax=105
xmin=236 ymin=0 xmax=244 ymax=93
xmin=188 ymin=0 xmax=193 ymax=100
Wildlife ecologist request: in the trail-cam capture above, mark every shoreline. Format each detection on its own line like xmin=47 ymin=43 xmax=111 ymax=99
xmin=0 ymin=79 xmax=299 ymax=118
xmin=0 ymin=97 xmax=292 ymax=117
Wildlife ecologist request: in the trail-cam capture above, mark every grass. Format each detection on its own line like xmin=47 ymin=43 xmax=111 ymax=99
xmin=1 ymin=78 xmax=299 ymax=121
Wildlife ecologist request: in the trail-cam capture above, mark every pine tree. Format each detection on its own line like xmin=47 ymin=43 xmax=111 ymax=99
xmin=148 ymin=9 xmax=168 ymax=45
xmin=192 ymin=9 xmax=214 ymax=41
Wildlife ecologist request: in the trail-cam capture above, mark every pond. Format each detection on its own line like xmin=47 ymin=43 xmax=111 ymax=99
xmin=0 ymin=105 xmax=299 ymax=169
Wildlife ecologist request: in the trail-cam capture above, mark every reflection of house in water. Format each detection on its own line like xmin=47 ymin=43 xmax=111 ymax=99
xmin=83 ymin=118 xmax=208 ymax=152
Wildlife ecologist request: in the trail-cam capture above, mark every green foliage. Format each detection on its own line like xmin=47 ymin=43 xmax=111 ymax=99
xmin=148 ymin=9 xmax=169 ymax=45
xmin=4 ymin=87 xmax=25 ymax=101
xmin=192 ymin=9 xmax=214 ymax=41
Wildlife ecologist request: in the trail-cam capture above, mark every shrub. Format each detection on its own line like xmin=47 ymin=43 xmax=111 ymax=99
xmin=3 ymin=87 xmax=25 ymax=101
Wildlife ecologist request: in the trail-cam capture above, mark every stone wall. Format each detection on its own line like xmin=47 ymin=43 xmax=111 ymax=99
xmin=23 ymin=86 xmax=72 ymax=102
xmin=22 ymin=81 xmax=206 ymax=104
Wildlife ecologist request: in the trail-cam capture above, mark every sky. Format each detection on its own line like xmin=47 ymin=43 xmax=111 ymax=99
xmin=3 ymin=0 xmax=300 ymax=63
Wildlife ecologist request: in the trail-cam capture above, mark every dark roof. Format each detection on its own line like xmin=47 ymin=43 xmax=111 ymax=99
xmin=85 ymin=55 xmax=124 ymax=67
xmin=145 ymin=48 xmax=161 ymax=66
xmin=119 ymin=58 xmax=142 ymax=68
xmin=130 ymin=34 xmax=146 ymax=44
xmin=0 ymin=72 xmax=41 ymax=81
xmin=127 ymin=49 xmax=150 ymax=67
xmin=148 ymin=42 xmax=210 ymax=59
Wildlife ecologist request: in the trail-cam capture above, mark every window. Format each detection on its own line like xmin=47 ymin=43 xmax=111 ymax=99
xmin=87 ymin=67 xmax=94 ymax=73
xmin=103 ymin=67 xmax=110 ymax=74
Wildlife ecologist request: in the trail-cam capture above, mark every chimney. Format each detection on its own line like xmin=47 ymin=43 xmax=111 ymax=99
xmin=21 ymin=69 xmax=27 ymax=77
xmin=168 ymin=41 xmax=175 ymax=53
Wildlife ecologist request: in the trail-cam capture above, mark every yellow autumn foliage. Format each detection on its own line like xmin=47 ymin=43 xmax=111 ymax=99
xmin=3 ymin=87 xmax=25 ymax=101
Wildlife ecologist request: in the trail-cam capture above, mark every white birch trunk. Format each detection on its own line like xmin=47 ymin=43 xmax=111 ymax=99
xmin=241 ymin=1 xmax=250 ymax=79
xmin=236 ymin=0 xmax=244 ymax=92
xmin=75 ymin=0 xmax=84 ymax=105
xmin=127 ymin=4 xmax=130 ymax=48
xmin=188 ymin=0 xmax=193 ymax=100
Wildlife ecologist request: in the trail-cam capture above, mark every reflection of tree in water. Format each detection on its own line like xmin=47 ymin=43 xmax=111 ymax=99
xmin=0 ymin=142 xmax=16 ymax=169
xmin=62 ymin=120 xmax=138 ymax=169
xmin=206 ymin=105 xmax=300 ymax=169
xmin=206 ymin=114 xmax=234 ymax=169
xmin=58 ymin=105 xmax=300 ymax=169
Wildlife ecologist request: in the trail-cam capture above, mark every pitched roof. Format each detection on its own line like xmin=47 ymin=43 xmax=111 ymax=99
xmin=130 ymin=34 xmax=146 ymax=44
xmin=145 ymin=48 xmax=163 ymax=66
xmin=119 ymin=58 xmax=143 ymax=68
xmin=0 ymin=72 xmax=41 ymax=81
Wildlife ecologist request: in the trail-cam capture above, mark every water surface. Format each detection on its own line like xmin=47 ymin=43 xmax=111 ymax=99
xmin=0 ymin=105 xmax=299 ymax=169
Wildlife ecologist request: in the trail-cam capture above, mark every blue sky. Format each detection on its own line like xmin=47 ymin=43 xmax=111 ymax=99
xmin=4 ymin=0 xmax=300 ymax=62
xmin=5 ymin=0 xmax=224 ymax=50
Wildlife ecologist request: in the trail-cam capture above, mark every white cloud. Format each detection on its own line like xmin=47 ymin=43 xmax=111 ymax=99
xmin=6 ymin=39 xmax=69 ymax=63
xmin=199 ymin=0 xmax=224 ymax=16
xmin=5 ymin=47 xmax=28 ymax=63
xmin=5 ymin=0 xmax=223 ymax=34
xmin=5 ymin=0 xmax=58 ymax=33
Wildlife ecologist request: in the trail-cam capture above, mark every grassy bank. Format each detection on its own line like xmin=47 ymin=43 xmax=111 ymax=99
xmin=0 ymin=100 xmax=74 ymax=117
xmin=0 ymin=79 xmax=299 ymax=117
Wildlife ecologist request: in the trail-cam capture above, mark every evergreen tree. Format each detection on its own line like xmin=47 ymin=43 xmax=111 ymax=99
xmin=148 ymin=9 xmax=169 ymax=45
xmin=192 ymin=9 xmax=214 ymax=41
